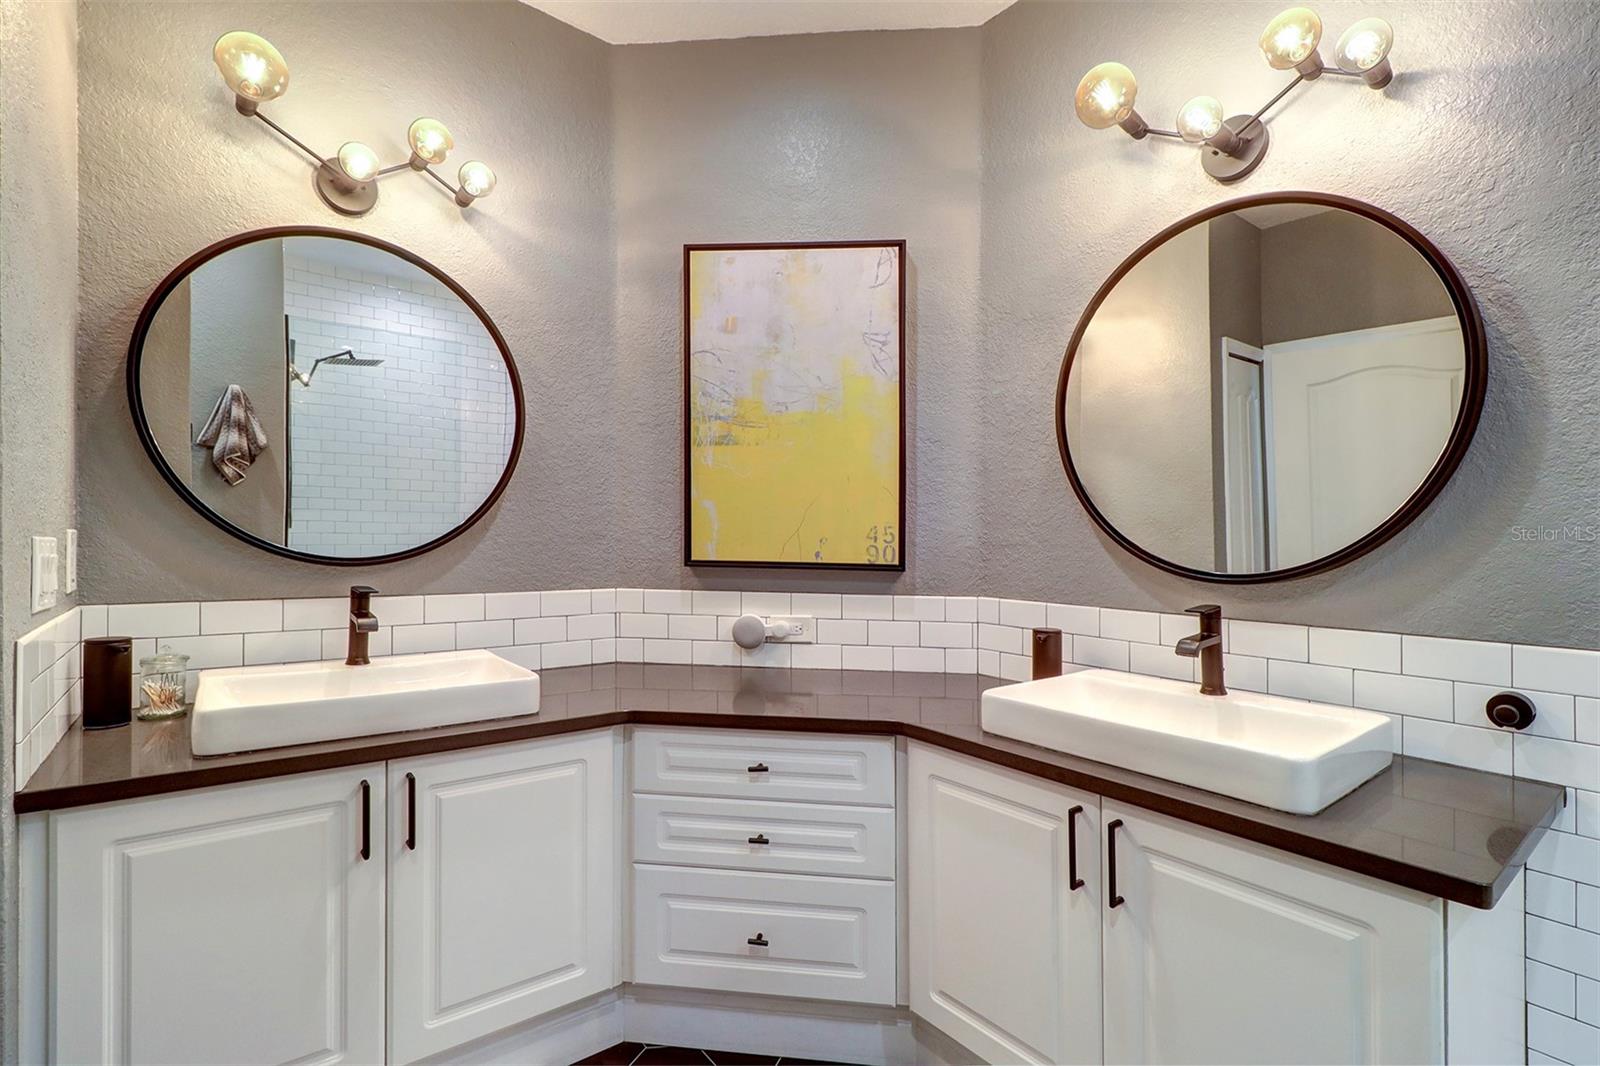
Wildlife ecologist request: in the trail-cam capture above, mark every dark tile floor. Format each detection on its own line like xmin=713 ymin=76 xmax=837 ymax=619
xmin=573 ymin=1042 xmax=856 ymax=1066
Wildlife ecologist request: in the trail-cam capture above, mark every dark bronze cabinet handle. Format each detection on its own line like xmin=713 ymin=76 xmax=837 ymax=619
xmin=1107 ymin=819 xmax=1125 ymax=908
xmin=747 ymin=933 xmax=769 ymax=947
xmin=359 ymin=780 xmax=371 ymax=861
xmin=405 ymin=772 xmax=417 ymax=851
xmin=747 ymin=762 xmax=770 ymax=773
xmin=748 ymin=833 xmax=771 ymax=845
xmin=1067 ymin=805 xmax=1085 ymax=891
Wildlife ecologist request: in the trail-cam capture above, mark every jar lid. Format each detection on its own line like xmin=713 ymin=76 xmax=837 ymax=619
xmin=140 ymin=644 xmax=191 ymax=671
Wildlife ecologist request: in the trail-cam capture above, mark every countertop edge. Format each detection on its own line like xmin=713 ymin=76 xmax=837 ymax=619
xmin=15 ymin=705 xmax=1564 ymax=910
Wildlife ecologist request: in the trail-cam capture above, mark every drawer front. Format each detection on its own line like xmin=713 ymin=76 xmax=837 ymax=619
xmin=632 ymin=728 xmax=894 ymax=806
xmin=632 ymin=865 xmax=896 ymax=1005
xmin=633 ymin=794 xmax=896 ymax=879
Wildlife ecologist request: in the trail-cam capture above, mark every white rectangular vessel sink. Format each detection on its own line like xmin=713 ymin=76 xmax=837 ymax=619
xmin=191 ymin=650 xmax=539 ymax=756
xmin=981 ymin=669 xmax=1394 ymax=815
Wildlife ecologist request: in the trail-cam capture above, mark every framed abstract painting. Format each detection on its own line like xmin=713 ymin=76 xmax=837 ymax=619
xmin=683 ymin=240 xmax=906 ymax=570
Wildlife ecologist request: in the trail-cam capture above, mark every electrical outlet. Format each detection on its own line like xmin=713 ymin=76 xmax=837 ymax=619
xmin=31 ymin=536 xmax=59 ymax=613
xmin=765 ymin=615 xmax=816 ymax=643
xmin=64 ymin=528 xmax=78 ymax=594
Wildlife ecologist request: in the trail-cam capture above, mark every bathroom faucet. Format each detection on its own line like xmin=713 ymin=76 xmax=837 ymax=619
xmin=347 ymin=586 xmax=380 ymax=666
xmin=1175 ymin=604 xmax=1226 ymax=696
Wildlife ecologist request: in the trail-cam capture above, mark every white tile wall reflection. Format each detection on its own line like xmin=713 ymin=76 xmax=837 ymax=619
xmin=15 ymin=588 xmax=1599 ymax=1059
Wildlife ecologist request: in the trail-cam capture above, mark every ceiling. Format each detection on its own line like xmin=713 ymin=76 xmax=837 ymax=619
xmin=522 ymin=0 xmax=1015 ymax=45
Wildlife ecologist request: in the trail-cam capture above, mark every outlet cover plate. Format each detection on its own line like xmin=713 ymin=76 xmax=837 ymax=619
xmin=766 ymin=615 xmax=816 ymax=643
xmin=64 ymin=528 xmax=78 ymax=594
xmin=31 ymin=536 xmax=59 ymax=613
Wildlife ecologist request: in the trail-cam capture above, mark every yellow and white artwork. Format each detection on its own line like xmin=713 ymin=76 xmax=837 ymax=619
xmin=686 ymin=242 xmax=904 ymax=568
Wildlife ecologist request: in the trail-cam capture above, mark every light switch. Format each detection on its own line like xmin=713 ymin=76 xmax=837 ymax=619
xmin=65 ymin=528 xmax=78 ymax=594
xmin=31 ymin=536 xmax=59 ymax=613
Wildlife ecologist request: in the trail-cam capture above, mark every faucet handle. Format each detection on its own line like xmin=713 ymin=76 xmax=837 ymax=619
xmin=1184 ymin=604 xmax=1222 ymax=617
xmin=350 ymin=585 xmax=380 ymax=597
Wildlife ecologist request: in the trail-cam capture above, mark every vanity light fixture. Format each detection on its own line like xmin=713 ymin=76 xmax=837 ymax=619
xmin=211 ymin=31 xmax=498 ymax=216
xmin=1074 ymin=7 xmax=1396 ymax=183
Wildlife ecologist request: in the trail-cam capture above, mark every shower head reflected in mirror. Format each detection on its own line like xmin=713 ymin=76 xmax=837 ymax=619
xmin=288 ymin=345 xmax=385 ymax=387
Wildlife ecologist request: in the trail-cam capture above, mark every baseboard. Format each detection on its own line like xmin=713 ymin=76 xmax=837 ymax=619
xmin=422 ymin=983 xmax=981 ymax=1066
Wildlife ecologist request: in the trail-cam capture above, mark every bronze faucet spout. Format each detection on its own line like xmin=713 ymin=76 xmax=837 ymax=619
xmin=346 ymin=586 xmax=380 ymax=666
xmin=1177 ymin=604 xmax=1226 ymax=696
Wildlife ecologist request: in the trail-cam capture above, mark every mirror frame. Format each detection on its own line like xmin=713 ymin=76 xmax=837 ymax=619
xmin=126 ymin=226 xmax=526 ymax=567
xmin=1055 ymin=191 xmax=1486 ymax=584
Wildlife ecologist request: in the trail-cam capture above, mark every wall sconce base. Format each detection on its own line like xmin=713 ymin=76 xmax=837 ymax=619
xmin=314 ymin=161 xmax=380 ymax=216
xmin=1201 ymin=116 xmax=1269 ymax=183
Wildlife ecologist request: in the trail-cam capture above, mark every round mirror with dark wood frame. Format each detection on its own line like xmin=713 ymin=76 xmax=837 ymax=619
xmin=1056 ymin=192 xmax=1485 ymax=583
xmin=127 ymin=226 xmax=524 ymax=566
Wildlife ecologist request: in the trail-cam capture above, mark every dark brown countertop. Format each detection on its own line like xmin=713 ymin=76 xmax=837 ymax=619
xmin=16 ymin=665 xmax=1563 ymax=908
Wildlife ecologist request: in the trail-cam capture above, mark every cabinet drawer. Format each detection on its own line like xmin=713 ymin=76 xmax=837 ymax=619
xmin=632 ymin=728 xmax=894 ymax=806
xmin=632 ymin=865 xmax=896 ymax=1005
xmin=633 ymin=794 xmax=896 ymax=879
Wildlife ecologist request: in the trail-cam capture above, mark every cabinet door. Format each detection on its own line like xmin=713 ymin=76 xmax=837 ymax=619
xmin=908 ymin=743 xmax=1102 ymax=1065
xmin=51 ymin=766 xmax=386 ymax=1065
xmin=1101 ymin=802 xmax=1443 ymax=1065
xmin=388 ymin=729 xmax=616 ymax=1063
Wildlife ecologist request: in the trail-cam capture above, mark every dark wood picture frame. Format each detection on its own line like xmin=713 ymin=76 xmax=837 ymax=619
xmin=1055 ymin=191 xmax=1487 ymax=584
xmin=682 ymin=240 xmax=908 ymax=571
xmin=126 ymin=225 xmax=526 ymax=567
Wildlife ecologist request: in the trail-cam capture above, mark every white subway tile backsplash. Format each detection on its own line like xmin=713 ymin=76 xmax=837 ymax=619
xmin=977 ymin=624 xmax=1023 ymax=655
xmin=541 ymin=590 xmax=592 ymax=616
xmin=842 ymin=645 xmax=893 ymax=671
xmin=161 ymin=634 xmax=244 ymax=670
xmin=108 ymin=601 xmax=199 ymax=638
xmin=1403 ymin=635 xmax=1512 ymax=685
xmin=493 ymin=644 xmax=541 ymax=670
xmin=742 ymin=591 xmax=791 ymax=615
xmin=484 ymin=591 xmax=541 ymax=620
xmin=1528 ymin=915 xmax=1600 ymax=979
xmin=999 ymin=653 xmax=1031 ymax=682
xmin=692 ymin=590 xmax=741 ymax=616
xmin=1578 ymin=699 xmax=1599 ymax=745
xmin=1229 ymin=620 xmax=1308 ymax=661
xmin=999 ymin=599 xmax=1047 ymax=629
xmin=382 ymin=597 xmax=426 ymax=627
xmin=1101 ymin=608 xmax=1160 ymax=645
xmin=894 ymin=647 xmax=947 ymax=673
xmin=1517 ymin=735 xmax=1600 ymax=793
xmin=842 ymin=594 xmax=893 ymax=620
xmin=1223 ymin=654 xmax=1268 ymax=693
xmin=945 ymin=648 xmax=978 ymax=674
xmin=79 ymin=604 xmax=107 ymax=639
xmin=1047 ymin=603 xmax=1098 ymax=636
xmin=1527 ymin=959 xmax=1578 ymax=1016
xmin=392 ymin=624 xmax=454 ymax=656
xmin=1073 ymin=635 xmax=1129 ymax=672
xmin=977 ymin=649 xmax=1000 ymax=677
xmin=568 ymin=613 xmax=616 ymax=641
xmin=1268 ymin=660 xmax=1354 ymax=706
xmin=920 ymin=622 xmax=973 ymax=649
xmin=455 ymin=620 xmax=514 ymax=651
xmin=819 ymin=618 xmax=868 ymax=645
xmin=791 ymin=643 xmax=843 ymax=670
xmin=868 ymin=620 xmax=920 ymax=647
xmin=791 ymin=593 xmax=842 ymax=619
xmin=1529 ymin=1003 xmax=1600 ymax=1065
xmin=668 ymin=614 xmax=716 ymax=641
xmin=592 ymin=638 xmax=618 ymax=665
xmin=1527 ymin=870 xmax=1578 ymax=924
xmin=243 ymin=630 xmax=322 ymax=666
xmin=894 ymin=596 xmax=945 ymax=622
xmin=424 ymin=594 xmax=484 ymax=624
xmin=541 ymin=640 xmax=593 ymax=668
xmin=1129 ymin=642 xmax=1196 ymax=682
xmin=1515 ymin=645 xmax=1600 ymax=699
xmin=591 ymin=590 xmax=618 ymax=614
xmin=944 ymin=597 xmax=978 ymax=623
xmin=614 ymin=638 xmax=643 ymax=663
xmin=515 ymin=617 xmax=568 ymax=645
xmin=1354 ymin=670 xmax=1455 ymax=721
xmin=283 ymin=598 xmax=348 ymax=630
xmin=620 ymin=613 xmax=668 ymax=639
xmin=1578 ymin=975 xmax=1600 ymax=1025
xmin=739 ymin=642 xmax=792 ymax=669
xmin=1529 ymin=831 xmax=1600 ymax=888
xmin=1402 ymin=718 xmax=1513 ymax=775
xmin=977 ymin=597 xmax=999 ymax=624
xmin=614 ymin=589 xmax=644 ymax=613
xmin=1310 ymin=628 xmax=1402 ymax=673
xmin=642 ymin=638 xmax=692 ymax=665
xmin=692 ymin=641 xmax=736 ymax=667
xmin=1582 ymin=792 xmax=1600 ymax=840
xmin=201 ymin=599 xmax=283 ymax=635
xmin=1581 ymin=884 xmax=1600 ymax=932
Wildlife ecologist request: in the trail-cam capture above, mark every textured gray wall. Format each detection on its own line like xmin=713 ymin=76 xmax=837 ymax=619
xmin=77 ymin=0 xmax=617 ymax=601
xmin=0 ymin=0 xmax=78 ymax=1057
xmin=612 ymin=28 xmax=985 ymax=596
xmin=980 ymin=0 xmax=1598 ymax=648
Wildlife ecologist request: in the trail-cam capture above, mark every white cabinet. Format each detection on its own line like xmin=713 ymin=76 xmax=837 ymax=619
xmin=50 ymin=765 xmax=386 ymax=1066
xmin=908 ymin=744 xmax=1103 ymax=1066
xmin=1100 ymin=802 xmax=1444 ymax=1065
xmin=632 ymin=793 xmax=896 ymax=878
xmin=632 ymin=727 xmax=895 ymax=806
xmin=387 ymin=731 xmax=616 ymax=1063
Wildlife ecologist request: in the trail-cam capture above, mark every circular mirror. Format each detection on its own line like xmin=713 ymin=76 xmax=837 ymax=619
xmin=1057 ymin=193 xmax=1484 ymax=582
xmin=128 ymin=228 xmax=523 ymax=565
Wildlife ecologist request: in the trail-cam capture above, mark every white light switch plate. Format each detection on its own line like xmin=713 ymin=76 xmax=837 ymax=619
xmin=766 ymin=616 xmax=816 ymax=643
xmin=31 ymin=536 xmax=59 ymax=613
xmin=64 ymin=528 xmax=78 ymax=593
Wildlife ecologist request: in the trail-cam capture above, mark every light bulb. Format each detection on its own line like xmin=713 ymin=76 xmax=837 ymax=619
xmin=1074 ymin=62 xmax=1138 ymax=129
xmin=337 ymin=141 xmax=379 ymax=184
xmin=1176 ymin=96 xmax=1224 ymax=143
xmin=1336 ymin=17 xmax=1394 ymax=86
xmin=1260 ymin=8 xmax=1323 ymax=70
xmin=407 ymin=117 xmax=454 ymax=166
xmin=458 ymin=160 xmax=496 ymax=199
xmin=213 ymin=31 xmax=289 ymax=107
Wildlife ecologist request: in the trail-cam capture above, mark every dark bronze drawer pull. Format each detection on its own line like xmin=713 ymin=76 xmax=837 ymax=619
xmin=748 ymin=833 xmax=771 ymax=845
xmin=405 ymin=772 xmax=417 ymax=851
xmin=747 ymin=762 xmax=770 ymax=773
xmin=359 ymin=780 xmax=371 ymax=861
xmin=1067 ymin=805 xmax=1084 ymax=891
xmin=747 ymin=933 xmax=769 ymax=947
xmin=1107 ymin=819 xmax=1125 ymax=909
